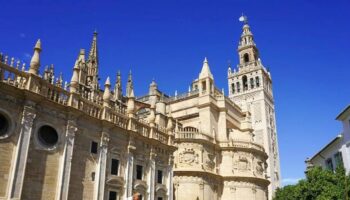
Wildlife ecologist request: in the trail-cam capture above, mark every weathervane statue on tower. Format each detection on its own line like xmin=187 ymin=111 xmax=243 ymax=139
xmin=239 ymin=14 xmax=248 ymax=24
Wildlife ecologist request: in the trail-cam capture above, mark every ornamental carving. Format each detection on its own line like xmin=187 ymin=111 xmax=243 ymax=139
xmin=22 ymin=107 xmax=36 ymax=128
xmin=234 ymin=154 xmax=251 ymax=171
xmin=179 ymin=148 xmax=199 ymax=165
xmin=204 ymin=153 xmax=215 ymax=170
xmin=255 ymin=160 xmax=264 ymax=176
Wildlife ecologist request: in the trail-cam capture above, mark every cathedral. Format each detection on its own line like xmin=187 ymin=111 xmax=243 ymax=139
xmin=0 ymin=17 xmax=280 ymax=200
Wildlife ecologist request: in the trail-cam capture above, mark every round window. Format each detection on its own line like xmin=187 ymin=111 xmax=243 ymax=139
xmin=38 ymin=125 xmax=58 ymax=147
xmin=0 ymin=113 xmax=9 ymax=136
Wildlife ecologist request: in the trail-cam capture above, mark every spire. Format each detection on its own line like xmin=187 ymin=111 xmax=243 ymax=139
xmin=88 ymin=31 xmax=98 ymax=65
xmin=114 ymin=71 xmax=122 ymax=101
xmin=237 ymin=15 xmax=259 ymax=65
xmin=199 ymin=57 xmax=213 ymax=79
xmin=126 ymin=70 xmax=134 ymax=97
xmin=126 ymin=71 xmax=135 ymax=117
xmin=86 ymin=31 xmax=99 ymax=90
xmin=29 ymin=39 xmax=42 ymax=75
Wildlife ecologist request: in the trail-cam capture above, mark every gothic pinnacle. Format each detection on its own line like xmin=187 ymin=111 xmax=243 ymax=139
xmin=199 ymin=57 xmax=213 ymax=79
xmin=29 ymin=39 xmax=42 ymax=75
xmin=103 ymin=77 xmax=111 ymax=107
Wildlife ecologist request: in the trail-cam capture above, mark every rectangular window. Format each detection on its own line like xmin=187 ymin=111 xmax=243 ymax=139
xmin=91 ymin=141 xmax=98 ymax=154
xmin=136 ymin=165 xmax=143 ymax=180
xmin=109 ymin=191 xmax=117 ymax=200
xmin=157 ymin=170 xmax=163 ymax=184
xmin=334 ymin=152 xmax=344 ymax=167
xmin=111 ymin=159 xmax=119 ymax=175
xmin=158 ymin=198 xmax=163 ymax=200
xmin=325 ymin=158 xmax=334 ymax=171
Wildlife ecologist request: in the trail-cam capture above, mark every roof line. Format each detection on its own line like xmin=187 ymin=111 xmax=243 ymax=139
xmin=309 ymin=134 xmax=342 ymax=161
xmin=336 ymin=104 xmax=350 ymax=120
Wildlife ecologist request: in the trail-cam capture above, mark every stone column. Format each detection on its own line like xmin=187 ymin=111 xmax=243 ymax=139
xmin=125 ymin=152 xmax=134 ymax=199
xmin=56 ymin=119 xmax=77 ymax=200
xmin=147 ymin=148 xmax=156 ymax=200
xmin=199 ymin=182 xmax=204 ymax=200
xmin=94 ymin=131 xmax=110 ymax=200
xmin=166 ymin=156 xmax=174 ymax=200
xmin=124 ymin=137 xmax=136 ymax=199
xmin=8 ymin=104 xmax=36 ymax=199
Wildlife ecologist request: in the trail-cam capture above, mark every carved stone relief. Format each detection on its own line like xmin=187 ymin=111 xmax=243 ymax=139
xmin=204 ymin=153 xmax=215 ymax=171
xmin=233 ymin=153 xmax=251 ymax=172
xmin=179 ymin=148 xmax=199 ymax=165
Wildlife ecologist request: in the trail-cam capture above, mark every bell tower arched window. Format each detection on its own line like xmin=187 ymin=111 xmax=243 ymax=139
xmin=243 ymin=53 xmax=249 ymax=63
xmin=236 ymin=82 xmax=240 ymax=93
xmin=231 ymin=83 xmax=235 ymax=94
xmin=242 ymin=76 xmax=248 ymax=91
xmin=256 ymin=76 xmax=260 ymax=87
xmin=250 ymin=78 xmax=254 ymax=89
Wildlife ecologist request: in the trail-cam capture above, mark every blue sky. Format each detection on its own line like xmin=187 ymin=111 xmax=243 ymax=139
xmin=1 ymin=0 xmax=349 ymax=186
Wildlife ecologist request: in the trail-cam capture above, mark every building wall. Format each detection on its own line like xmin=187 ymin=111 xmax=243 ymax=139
xmin=0 ymin=104 xmax=20 ymax=198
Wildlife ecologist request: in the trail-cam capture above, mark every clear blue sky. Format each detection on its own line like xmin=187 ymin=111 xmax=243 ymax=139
xmin=1 ymin=0 xmax=349 ymax=186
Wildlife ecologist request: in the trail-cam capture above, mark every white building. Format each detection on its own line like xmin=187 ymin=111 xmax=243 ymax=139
xmin=306 ymin=105 xmax=350 ymax=173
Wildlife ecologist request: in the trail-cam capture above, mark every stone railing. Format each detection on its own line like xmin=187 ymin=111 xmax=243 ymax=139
xmin=175 ymin=129 xmax=214 ymax=142
xmin=0 ymin=53 xmax=172 ymax=145
xmin=102 ymin=107 xmax=128 ymax=129
xmin=37 ymin=78 xmax=70 ymax=105
xmin=136 ymin=95 xmax=150 ymax=102
xmin=0 ymin=58 xmax=29 ymax=89
xmin=230 ymin=140 xmax=265 ymax=153
xmin=165 ymin=89 xmax=199 ymax=102
xmin=129 ymin=118 xmax=151 ymax=138
xmin=152 ymin=128 xmax=168 ymax=144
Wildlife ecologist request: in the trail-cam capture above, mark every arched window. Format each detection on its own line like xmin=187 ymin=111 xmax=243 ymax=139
xmin=250 ymin=78 xmax=254 ymax=89
xmin=231 ymin=83 xmax=235 ymax=94
xmin=242 ymin=76 xmax=248 ymax=91
xmin=243 ymin=53 xmax=249 ymax=63
xmin=236 ymin=82 xmax=240 ymax=93
xmin=256 ymin=76 xmax=260 ymax=87
xmin=202 ymin=81 xmax=206 ymax=92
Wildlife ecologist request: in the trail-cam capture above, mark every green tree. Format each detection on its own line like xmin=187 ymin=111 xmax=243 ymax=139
xmin=274 ymin=166 xmax=350 ymax=200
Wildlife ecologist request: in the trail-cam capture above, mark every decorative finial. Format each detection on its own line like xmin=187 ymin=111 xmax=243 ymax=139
xmin=29 ymin=39 xmax=42 ymax=75
xmin=203 ymin=57 xmax=208 ymax=63
xmin=103 ymin=76 xmax=111 ymax=107
xmin=105 ymin=76 xmax=111 ymax=86
xmin=239 ymin=14 xmax=248 ymax=24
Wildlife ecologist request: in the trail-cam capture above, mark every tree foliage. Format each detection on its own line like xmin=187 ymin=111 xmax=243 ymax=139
xmin=274 ymin=166 xmax=350 ymax=200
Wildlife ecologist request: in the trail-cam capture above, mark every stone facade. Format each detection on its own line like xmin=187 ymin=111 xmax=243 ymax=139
xmin=0 ymin=17 xmax=278 ymax=200
xmin=0 ymin=35 xmax=176 ymax=200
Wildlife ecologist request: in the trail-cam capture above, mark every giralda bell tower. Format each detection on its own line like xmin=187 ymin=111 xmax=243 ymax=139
xmin=228 ymin=15 xmax=281 ymax=199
